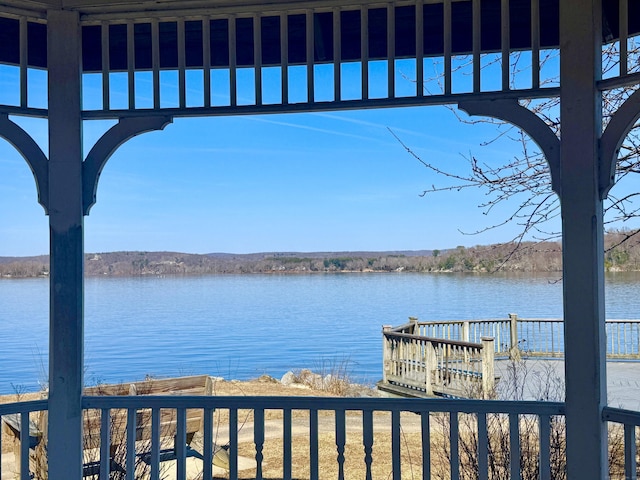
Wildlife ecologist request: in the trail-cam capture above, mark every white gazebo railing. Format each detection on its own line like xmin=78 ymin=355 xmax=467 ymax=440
xmin=3 ymin=395 xmax=640 ymax=480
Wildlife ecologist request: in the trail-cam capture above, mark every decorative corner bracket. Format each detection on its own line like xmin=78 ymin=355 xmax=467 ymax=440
xmin=599 ymin=89 xmax=640 ymax=200
xmin=83 ymin=116 xmax=173 ymax=215
xmin=458 ymin=99 xmax=562 ymax=197
xmin=0 ymin=114 xmax=50 ymax=213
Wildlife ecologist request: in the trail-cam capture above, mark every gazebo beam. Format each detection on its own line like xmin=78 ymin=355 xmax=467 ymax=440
xmin=560 ymin=0 xmax=607 ymax=477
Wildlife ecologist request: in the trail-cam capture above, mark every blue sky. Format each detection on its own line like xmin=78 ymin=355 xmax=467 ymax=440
xmin=1 ymin=53 xmax=636 ymax=257
xmin=0 ymin=104 xmax=561 ymax=257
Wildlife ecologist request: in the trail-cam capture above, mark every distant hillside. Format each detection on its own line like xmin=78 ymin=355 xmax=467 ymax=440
xmin=1 ymin=231 xmax=639 ymax=278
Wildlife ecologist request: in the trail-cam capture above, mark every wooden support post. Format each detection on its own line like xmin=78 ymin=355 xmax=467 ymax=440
xmin=46 ymin=9 xmax=84 ymax=480
xmin=559 ymin=0 xmax=608 ymax=477
xmin=508 ymin=313 xmax=521 ymax=360
xmin=409 ymin=316 xmax=419 ymax=335
xmin=481 ymin=337 xmax=495 ymax=399
xmin=425 ymin=341 xmax=435 ymax=396
xmin=462 ymin=321 xmax=470 ymax=342
xmin=382 ymin=325 xmax=391 ymax=384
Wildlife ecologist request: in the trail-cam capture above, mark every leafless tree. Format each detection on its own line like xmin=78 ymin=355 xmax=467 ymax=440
xmin=394 ymin=41 xmax=640 ymax=268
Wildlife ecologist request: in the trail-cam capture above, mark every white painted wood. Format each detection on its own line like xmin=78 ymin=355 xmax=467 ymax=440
xmin=443 ymin=0 xmax=451 ymax=95
xmin=306 ymin=9 xmax=314 ymax=103
xmin=203 ymin=17 xmax=211 ymax=107
xmin=19 ymin=17 xmax=27 ymax=108
xmin=125 ymin=408 xmax=136 ymax=480
xmin=333 ymin=8 xmax=341 ymax=102
xmin=46 ymin=9 xmax=84 ymax=480
xmin=127 ymin=22 xmax=135 ymax=110
xmin=178 ymin=18 xmax=186 ymax=109
xmin=101 ymin=21 xmax=110 ymax=109
xmin=531 ymin=0 xmax=540 ymax=89
xmin=280 ymin=12 xmax=288 ymax=104
xmin=559 ymin=0 xmax=607 ymax=478
xmin=386 ymin=4 xmax=394 ymax=98
xmin=361 ymin=7 xmax=368 ymax=100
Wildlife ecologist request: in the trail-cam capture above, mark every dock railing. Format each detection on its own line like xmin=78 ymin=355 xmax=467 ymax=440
xmin=381 ymin=320 xmax=495 ymax=399
xmin=413 ymin=314 xmax=640 ymax=359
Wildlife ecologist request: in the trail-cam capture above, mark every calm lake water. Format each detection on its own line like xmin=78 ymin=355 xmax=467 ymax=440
xmin=1 ymin=272 xmax=639 ymax=394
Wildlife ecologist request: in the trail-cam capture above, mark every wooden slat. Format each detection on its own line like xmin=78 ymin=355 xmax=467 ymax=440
xmin=333 ymin=8 xmax=341 ymax=101
xmin=443 ymin=0 xmax=452 ymax=95
xmin=102 ymin=21 xmax=110 ymax=109
xmin=229 ymin=16 xmax=237 ymax=107
xmin=335 ymin=409 xmax=346 ymax=480
xmin=415 ymin=0 xmax=424 ymax=97
xmin=100 ymin=409 xmax=111 ymax=480
xmin=387 ymin=4 xmax=395 ymax=98
xmin=472 ymin=0 xmax=480 ymax=92
xmin=254 ymin=408 xmax=265 ymax=480
xmin=203 ymin=17 xmax=211 ymax=107
xmin=306 ymin=10 xmax=314 ymax=102
xmin=150 ymin=408 xmax=161 ymax=480
xmin=280 ymin=12 xmax=289 ymax=104
xmin=361 ymin=7 xmax=369 ymax=100
xmin=501 ymin=0 xmax=510 ymax=90
xmin=283 ymin=408 xmax=292 ymax=480
xmin=539 ymin=415 xmax=551 ymax=480
xmin=178 ymin=18 xmax=186 ymax=108
xmin=531 ymin=0 xmax=540 ymax=88
xmin=449 ymin=412 xmax=459 ymax=480
xmin=310 ymin=409 xmax=319 ymax=480
xmin=127 ymin=22 xmax=135 ymax=110
xmin=477 ymin=412 xmax=489 ymax=479
xmin=421 ymin=412 xmax=430 ymax=479
xmin=509 ymin=413 xmax=520 ymax=480
xmin=620 ymin=0 xmax=628 ymax=76
xmin=152 ymin=19 xmax=160 ymax=108
xmin=624 ymin=423 xmax=637 ymax=480
xmin=363 ymin=410 xmax=374 ymax=480
xmin=254 ymin=15 xmax=262 ymax=105
xmin=203 ymin=408 xmax=213 ymax=480
xmin=19 ymin=17 xmax=27 ymax=108
xmin=176 ymin=409 xmax=187 ymax=480
xmin=126 ymin=408 xmax=136 ymax=480
xmin=229 ymin=408 xmax=238 ymax=479
xmin=19 ymin=412 xmax=29 ymax=480
xmin=391 ymin=410 xmax=401 ymax=480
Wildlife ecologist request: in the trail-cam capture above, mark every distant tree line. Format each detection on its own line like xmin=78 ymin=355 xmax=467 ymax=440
xmin=0 ymin=229 xmax=639 ymax=279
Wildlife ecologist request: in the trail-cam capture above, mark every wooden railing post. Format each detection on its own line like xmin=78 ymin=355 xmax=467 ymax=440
xmin=409 ymin=316 xmax=419 ymax=335
xmin=425 ymin=341 xmax=435 ymax=396
xmin=481 ymin=337 xmax=495 ymax=399
xmin=508 ymin=313 xmax=521 ymax=360
xmin=462 ymin=321 xmax=470 ymax=342
xmin=382 ymin=325 xmax=392 ymax=384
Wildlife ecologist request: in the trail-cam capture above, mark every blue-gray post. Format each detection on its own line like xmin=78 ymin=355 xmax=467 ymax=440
xmin=46 ymin=9 xmax=84 ymax=480
xmin=560 ymin=0 xmax=607 ymax=477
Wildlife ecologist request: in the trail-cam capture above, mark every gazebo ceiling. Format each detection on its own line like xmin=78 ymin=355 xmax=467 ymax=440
xmin=0 ymin=0 xmax=636 ymax=37
xmin=1 ymin=0 xmax=637 ymax=74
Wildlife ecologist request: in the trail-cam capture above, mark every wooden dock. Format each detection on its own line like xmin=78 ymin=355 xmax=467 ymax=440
xmin=379 ymin=316 xmax=640 ymax=400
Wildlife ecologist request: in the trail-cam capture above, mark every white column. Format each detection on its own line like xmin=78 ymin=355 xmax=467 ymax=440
xmin=559 ymin=0 xmax=607 ymax=478
xmin=47 ymin=9 xmax=84 ymax=480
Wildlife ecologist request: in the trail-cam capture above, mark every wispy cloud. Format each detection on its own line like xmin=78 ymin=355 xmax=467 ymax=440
xmin=244 ymin=116 xmax=387 ymax=144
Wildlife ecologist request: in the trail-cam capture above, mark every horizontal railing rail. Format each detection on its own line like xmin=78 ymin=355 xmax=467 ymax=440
xmin=0 ymin=399 xmax=48 ymax=480
xmin=603 ymin=406 xmax=640 ymax=480
xmin=6 ymin=394 xmax=640 ymax=479
xmin=412 ymin=315 xmax=640 ymax=360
